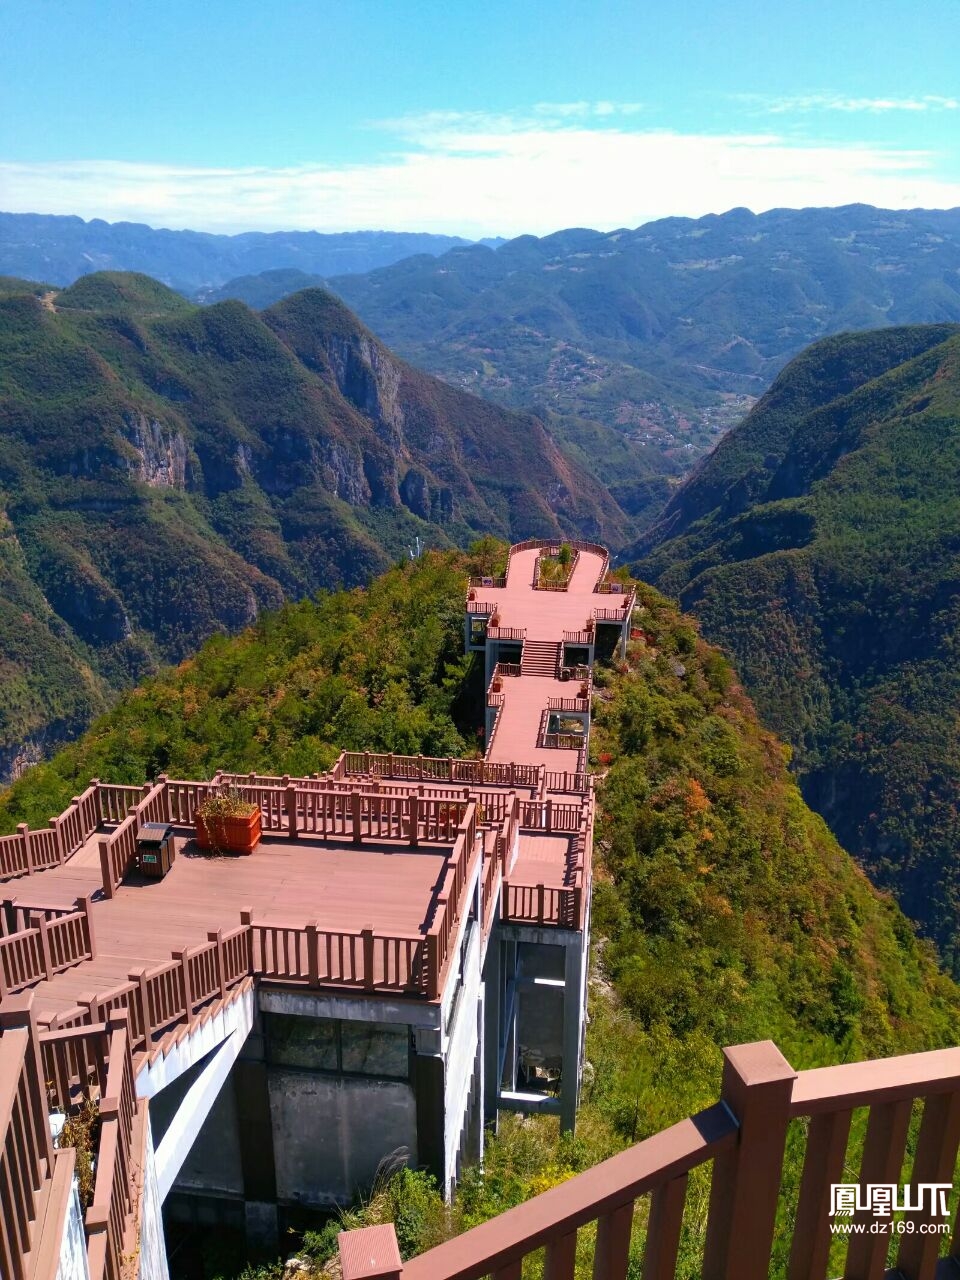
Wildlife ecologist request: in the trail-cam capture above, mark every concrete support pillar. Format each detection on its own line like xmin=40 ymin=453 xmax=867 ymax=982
xmin=503 ymin=940 xmax=519 ymax=1093
xmin=413 ymin=1052 xmax=445 ymax=1192
xmin=560 ymin=935 xmax=586 ymax=1135
xmin=482 ymin=938 xmax=501 ymax=1126
xmin=233 ymin=1057 xmax=279 ymax=1250
xmin=485 ymin=639 xmax=497 ymax=688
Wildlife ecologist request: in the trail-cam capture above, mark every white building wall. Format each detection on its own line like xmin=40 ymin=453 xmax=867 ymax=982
xmin=441 ymin=917 xmax=482 ymax=1192
xmin=138 ymin=1113 xmax=171 ymax=1280
xmin=55 ymin=1177 xmax=89 ymax=1280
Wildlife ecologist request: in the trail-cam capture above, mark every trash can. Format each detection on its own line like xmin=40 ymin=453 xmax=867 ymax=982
xmin=136 ymin=822 xmax=175 ymax=879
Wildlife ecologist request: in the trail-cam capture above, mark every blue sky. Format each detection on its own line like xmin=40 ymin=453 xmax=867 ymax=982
xmin=2 ymin=0 xmax=958 ymax=236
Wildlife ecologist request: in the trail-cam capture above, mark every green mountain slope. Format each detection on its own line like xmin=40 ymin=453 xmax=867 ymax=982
xmin=197 ymin=268 xmax=328 ymax=309
xmin=327 ymin=204 xmax=960 ymax=473
xmin=632 ymin=323 xmax=960 ymax=965
xmin=0 ymin=272 xmax=623 ymax=775
xmin=2 ymin=550 xmax=956 ymax=1278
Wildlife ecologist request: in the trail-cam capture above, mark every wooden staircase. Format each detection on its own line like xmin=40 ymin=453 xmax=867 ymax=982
xmin=520 ymin=640 xmax=561 ymax=677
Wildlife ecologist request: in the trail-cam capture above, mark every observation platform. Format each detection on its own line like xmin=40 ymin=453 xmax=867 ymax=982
xmin=10 ymin=827 xmax=457 ymax=1022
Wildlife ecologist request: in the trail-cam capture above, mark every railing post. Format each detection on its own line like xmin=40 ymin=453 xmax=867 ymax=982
xmin=50 ymin=815 xmax=65 ymax=863
xmin=208 ymin=930 xmax=227 ymax=999
xmin=16 ymin=823 xmax=34 ymax=875
xmin=79 ymin=990 xmax=101 ymax=1025
xmin=129 ymin=967 xmax=152 ymax=1041
xmin=426 ymin=931 xmax=440 ymax=1001
xmin=157 ymin=774 xmax=170 ymax=822
xmin=351 ymin=792 xmax=363 ymax=845
xmin=702 ymin=1041 xmax=796 ymax=1280
xmin=98 ymin=837 xmax=115 ymax=900
xmin=78 ymin=894 xmax=96 ymax=959
xmin=339 ymin=1223 xmax=403 ymax=1280
xmin=174 ymin=949 xmax=194 ymax=1016
xmin=32 ymin=913 xmax=54 ymax=980
xmin=240 ymin=909 xmax=255 ymax=973
xmin=307 ymin=922 xmax=320 ymax=987
xmin=408 ymin=794 xmax=420 ymax=848
xmin=362 ymin=928 xmax=375 ymax=991
xmin=286 ymin=784 xmax=298 ymax=839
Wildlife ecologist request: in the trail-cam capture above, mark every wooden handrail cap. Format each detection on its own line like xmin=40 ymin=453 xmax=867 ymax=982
xmin=723 ymin=1039 xmax=796 ymax=1086
xmin=339 ymin=1224 xmax=402 ymax=1279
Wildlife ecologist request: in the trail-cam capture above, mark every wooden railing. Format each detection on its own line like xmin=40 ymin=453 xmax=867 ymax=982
xmin=468 ymin=575 xmax=507 ymax=590
xmin=0 ymin=996 xmax=56 ymax=1280
xmin=563 ymin=629 xmax=595 ymax=647
xmin=98 ymin=812 xmax=139 ymax=900
xmin=85 ymin=1019 xmax=138 ymax=1280
xmin=594 ymin=603 xmax=632 ymax=623
xmin=541 ymin=732 xmax=586 ymax=751
xmin=501 ymin=801 xmax=591 ymax=928
xmin=341 ymin=1036 xmax=960 ymax=1280
xmin=542 ymin=771 xmax=591 ymax=794
xmin=0 ymin=998 xmax=145 ymax=1280
xmin=493 ymin=662 xmax=522 ymax=679
xmin=533 ymin=547 xmax=580 ymax=591
xmin=97 ymin=783 xmax=147 ymax=825
xmin=0 ymin=785 xmax=103 ymax=882
xmin=547 ymin=695 xmax=590 ymax=713
xmin=487 ymin=625 xmax=526 ymax=642
xmin=0 ymin=897 xmax=96 ymax=996
xmin=331 ymin=752 xmax=540 ymax=790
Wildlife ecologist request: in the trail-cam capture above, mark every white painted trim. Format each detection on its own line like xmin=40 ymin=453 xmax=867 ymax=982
xmin=154 ymin=1026 xmax=248 ymax=1202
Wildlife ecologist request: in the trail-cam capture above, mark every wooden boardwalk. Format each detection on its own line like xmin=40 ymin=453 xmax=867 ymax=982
xmin=482 ymin=545 xmax=604 ymax=902
xmin=14 ymin=829 xmax=452 ymax=1019
xmin=479 ymin=546 xmax=608 ymax=639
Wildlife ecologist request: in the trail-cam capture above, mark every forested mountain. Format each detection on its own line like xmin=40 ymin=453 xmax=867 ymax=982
xmin=0 ymin=271 xmax=621 ymax=776
xmin=325 ymin=204 xmax=960 ymax=468
xmin=632 ymin=323 xmax=960 ymax=966
xmin=0 ymin=212 xmax=499 ymax=294
xmin=2 ymin=549 xmax=957 ymax=1276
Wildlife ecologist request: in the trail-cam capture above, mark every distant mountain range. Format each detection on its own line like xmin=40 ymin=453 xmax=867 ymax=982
xmin=632 ymin=323 xmax=960 ymax=966
xmin=9 ymin=205 xmax=960 ymax=525
xmin=0 ymin=270 xmax=620 ymax=776
xmin=325 ymin=205 xmax=960 ymax=470
xmin=0 ymin=211 xmax=503 ymax=293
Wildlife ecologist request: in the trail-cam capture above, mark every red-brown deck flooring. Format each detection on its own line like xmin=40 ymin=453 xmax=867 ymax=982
xmin=484 ymin=546 xmax=601 ymax=891
xmin=481 ymin=547 xmax=607 ymax=640
xmin=19 ymin=830 xmax=453 ymax=1019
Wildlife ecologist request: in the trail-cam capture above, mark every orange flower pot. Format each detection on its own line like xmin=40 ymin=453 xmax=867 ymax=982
xmin=196 ymin=808 xmax=262 ymax=855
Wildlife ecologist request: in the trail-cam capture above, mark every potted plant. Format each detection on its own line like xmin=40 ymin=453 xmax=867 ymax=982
xmin=196 ymin=790 xmax=262 ymax=855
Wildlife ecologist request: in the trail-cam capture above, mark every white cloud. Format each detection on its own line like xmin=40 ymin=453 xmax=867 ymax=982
xmin=2 ymin=112 xmax=959 ymax=237
xmin=759 ymin=93 xmax=960 ymax=114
